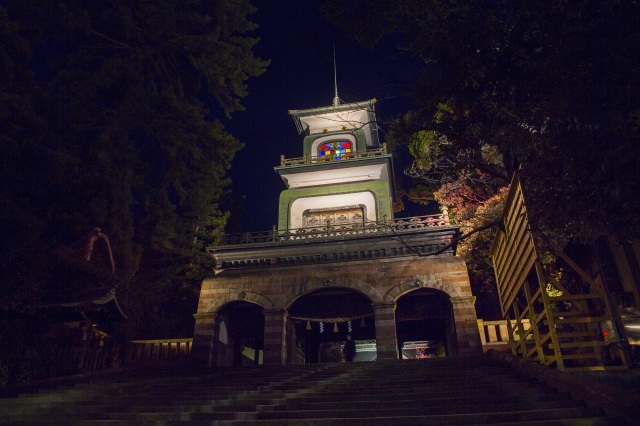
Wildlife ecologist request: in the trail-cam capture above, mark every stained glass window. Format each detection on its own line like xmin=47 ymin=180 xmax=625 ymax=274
xmin=318 ymin=140 xmax=352 ymax=160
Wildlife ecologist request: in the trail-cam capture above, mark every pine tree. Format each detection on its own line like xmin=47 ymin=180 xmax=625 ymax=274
xmin=0 ymin=1 xmax=268 ymax=339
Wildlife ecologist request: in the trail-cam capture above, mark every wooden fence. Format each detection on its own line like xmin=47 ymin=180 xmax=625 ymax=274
xmin=122 ymin=338 xmax=193 ymax=366
xmin=477 ymin=319 xmax=531 ymax=352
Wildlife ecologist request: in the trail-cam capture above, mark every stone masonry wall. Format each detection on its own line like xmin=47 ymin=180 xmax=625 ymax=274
xmin=193 ymin=255 xmax=481 ymax=364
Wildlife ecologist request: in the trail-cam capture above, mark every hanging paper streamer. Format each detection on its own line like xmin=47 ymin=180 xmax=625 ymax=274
xmin=333 ymin=322 xmax=338 ymax=333
xmin=306 ymin=321 xmax=311 ymax=330
xmin=348 ymin=320 xmax=353 ymax=333
xmin=319 ymin=322 xmax=324 ymax=333
xmin=360 ymin=318 xmax=365 ymax=328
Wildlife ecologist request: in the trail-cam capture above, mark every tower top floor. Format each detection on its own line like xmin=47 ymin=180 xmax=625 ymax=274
xmin=208 ymin=95 xmax=456 ymax=270
xmin=289 ymin=99 xmax=380 ymax=148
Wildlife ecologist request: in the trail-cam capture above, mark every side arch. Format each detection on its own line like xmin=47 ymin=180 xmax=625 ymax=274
xmin=205 ymin=290 xmax=274 ymax=314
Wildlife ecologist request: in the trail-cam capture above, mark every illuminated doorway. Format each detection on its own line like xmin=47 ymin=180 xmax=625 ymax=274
xmin=288 ymin=288 xmax=375 ymax=363
xmin=395 ymin=289 xmax=457 ymax=358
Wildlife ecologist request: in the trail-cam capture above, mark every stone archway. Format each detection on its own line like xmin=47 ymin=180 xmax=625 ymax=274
xmin=213 ymin=300 xmax=264 ymax=367
xmin=395 ymin=288 xmax=457 ymax=358
xmin=283 ymin=275 xmax=383 ymax=307
xmin=198 ymin=285 xmax=274 ymax=313
xmin=287 ymin=287 xmax=375 ymax=363
xmin=192 ymin=289 xmax=271 ymax=367
xmin=193 ymin=256 xmax=481 ymax=366
xmin=383 ymin=275 xmax=480 ymax=356
xmin=383 ymin=276 xmax=464 ymax=302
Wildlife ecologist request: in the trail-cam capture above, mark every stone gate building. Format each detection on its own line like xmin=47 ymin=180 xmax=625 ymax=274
xmin=192 ymin=96 xmax=481 ymax=366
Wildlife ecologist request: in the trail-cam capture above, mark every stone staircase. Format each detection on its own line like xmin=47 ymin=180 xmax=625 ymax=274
xmin=0 ymin=354 xmax=631 ymax=425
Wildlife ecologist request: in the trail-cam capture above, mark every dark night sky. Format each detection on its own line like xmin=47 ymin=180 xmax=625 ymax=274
xmin=223 ymin=1 xmax=423 ymax=233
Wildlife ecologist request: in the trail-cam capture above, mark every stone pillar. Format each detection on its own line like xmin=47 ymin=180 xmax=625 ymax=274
xmin=263 ymin=309 xmax=288 ymax=365
xmin=373 ymin=301 xmax=398 ymax=360
xmin=451 ymin=296 xmax=482 ymax=354
xmin=191 ymin=312 xmax=220 ymax=367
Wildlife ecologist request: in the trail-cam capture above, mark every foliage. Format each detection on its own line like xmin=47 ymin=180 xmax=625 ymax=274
xmin=0 ymin=1 xmax=268 ymax=340
xmin=0 ymin=315 xmax=54 ymax=384
xmin=453 ymin=187 xmax=508 ymax=319
xmin=325 ymin=0 xmax=640 ymax=241
xmin=325 ymin=0 xmax=640 ymax=317
xmin=0 ymin=359 xmax=8 ymax=386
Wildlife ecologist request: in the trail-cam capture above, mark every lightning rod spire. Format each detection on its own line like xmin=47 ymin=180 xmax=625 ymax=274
xmin=333 ymin=43 xmax=340 ymax=107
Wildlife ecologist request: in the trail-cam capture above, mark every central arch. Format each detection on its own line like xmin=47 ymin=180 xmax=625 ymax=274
xmin=287 ymin=287 xmax=375 ymax=363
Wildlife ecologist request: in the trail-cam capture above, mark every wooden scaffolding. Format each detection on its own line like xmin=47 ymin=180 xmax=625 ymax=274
xmin=491 ymin=174 xmax=628 ymax=371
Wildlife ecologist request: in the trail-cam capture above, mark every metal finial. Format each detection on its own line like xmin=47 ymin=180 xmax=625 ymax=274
xmin=333 ymin=43 xmax=340 ymax=107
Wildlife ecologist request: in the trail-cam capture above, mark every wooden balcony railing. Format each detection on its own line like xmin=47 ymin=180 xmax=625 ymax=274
xmin=280 ymin=144 xmax=388 ymax=167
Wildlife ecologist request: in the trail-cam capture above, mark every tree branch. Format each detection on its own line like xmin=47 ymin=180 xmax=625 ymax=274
xmin=91 ymin=30 xmax=134 ymax=50
xmin=387 ymin=220 xmax=504 ymax=257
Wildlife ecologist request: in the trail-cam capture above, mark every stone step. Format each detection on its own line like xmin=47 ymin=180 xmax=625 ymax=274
xmin=1 ymin=410 xmax=250 ymax=423
xmin=1 ymin=401 xmax=268 ymax=417
xmin=313 ymin=374 xmax=538 ymax=388
xmin=156 ymin=416 xmax=623 ymax=426
xmin=290 ymin=382 xmax=552 ymax=401
xmin=3 ymin=417 xmax=624 ymax=426
xmin=0 ymin=355 xmax=630 ymax=426
xmin=255 ymin=406 xmax=608 ymax=424
xmin=2 ymin=406 xmax=610 ymax=425
xmin=251 ymin=387 xmax=562 ymax=406
xmin=0 ymin=378 xmax=561 ymax=413
xmin=257 ymin=400 xmax=592 ymax=420
xmin=265 ymin=372 xmax=531 ymax=389
xmin=275 ymin=391 xmax=573 ymax=411
xmin=1 ymin=396 xmax=279 ymax=416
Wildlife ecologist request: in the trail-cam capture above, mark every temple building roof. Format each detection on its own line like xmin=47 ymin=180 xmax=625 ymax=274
xmin=39 ymin=286 xmax=127 ymax=323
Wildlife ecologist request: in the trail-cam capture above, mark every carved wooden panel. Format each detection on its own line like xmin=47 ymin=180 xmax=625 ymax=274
xmin=303 ymin=206 xmax=365 ymax=229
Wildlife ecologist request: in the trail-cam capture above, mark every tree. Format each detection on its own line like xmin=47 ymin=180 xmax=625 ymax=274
xmin=325 ymin=0 xmax=640 ymax=240
xmin=0 ymin=5 xmax=53 ymax=312
xmin=0 ymin=1 xmax=268 ymax=341
xmin=324 ymin=0 xmax=640 ymax=317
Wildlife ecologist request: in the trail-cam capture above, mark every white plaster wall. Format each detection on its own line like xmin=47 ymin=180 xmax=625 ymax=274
xmin=218 ymin=320 xmax=228 ymax=344
xmin=282 ymin=163 xmax=389 ymax=189
xmin=300 ymin=109 xmax=370 ymax=135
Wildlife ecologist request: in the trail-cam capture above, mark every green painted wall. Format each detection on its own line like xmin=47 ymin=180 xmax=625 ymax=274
xmin=277 ymin=180 xmax=392 ymax=230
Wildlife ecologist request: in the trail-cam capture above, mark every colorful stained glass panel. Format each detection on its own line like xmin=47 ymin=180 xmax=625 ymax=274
xmin=318 ymin=141 xmax=352 ymax=160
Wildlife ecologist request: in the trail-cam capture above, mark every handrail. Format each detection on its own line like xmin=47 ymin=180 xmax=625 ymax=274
xmin=219 ymin=214 xmax=451 ymax=246
xmin=280 ymin=144 xmax=388 ymax=167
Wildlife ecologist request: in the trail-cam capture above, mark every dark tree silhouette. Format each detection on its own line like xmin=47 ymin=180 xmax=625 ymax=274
xmin=0 ymin=1 xmax=268 ymax=342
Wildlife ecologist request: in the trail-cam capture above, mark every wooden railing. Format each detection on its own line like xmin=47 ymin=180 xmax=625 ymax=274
xmin=477 ymin=319 xmax=531 ymax=352
xmin=279 ymin=144 xmax=388 ymax=167
xmin=123 ymin=338 xmax=192 ymax=366
xmin=48 ymin=329 xmax=118 ymax=375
